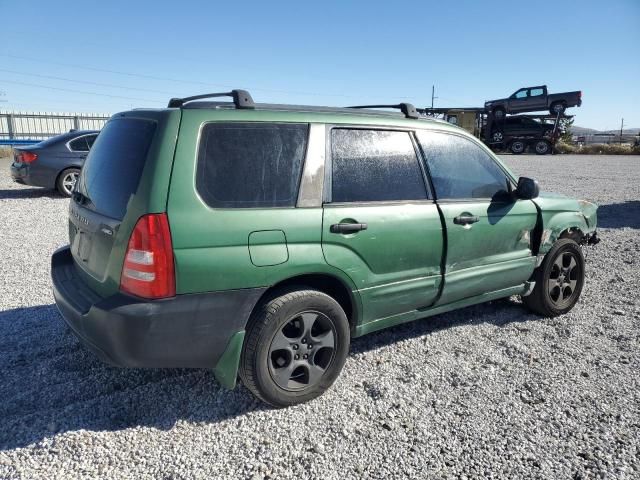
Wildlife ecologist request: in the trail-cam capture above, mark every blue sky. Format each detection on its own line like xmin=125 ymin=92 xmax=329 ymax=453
xmin=0 ymin=0 xmax=638 ymax=130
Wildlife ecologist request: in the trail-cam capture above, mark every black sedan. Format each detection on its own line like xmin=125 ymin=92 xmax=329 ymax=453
xmin=10 ymin=130 xmax=99 ymax=197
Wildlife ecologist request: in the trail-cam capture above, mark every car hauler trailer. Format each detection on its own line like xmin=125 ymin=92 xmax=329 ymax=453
xmin=418 ymin=107 xmax=571 ymax=155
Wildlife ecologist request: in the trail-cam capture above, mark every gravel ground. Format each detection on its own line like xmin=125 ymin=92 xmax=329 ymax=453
xmin=0 ymin=155 xmax=638 ymax=479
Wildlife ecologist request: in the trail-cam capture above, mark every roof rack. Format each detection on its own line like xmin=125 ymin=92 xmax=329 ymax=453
xmin=167 ymin=89 xmax=255 ymax=109
xmin=347 ymin=103 xmax=420 ymax=119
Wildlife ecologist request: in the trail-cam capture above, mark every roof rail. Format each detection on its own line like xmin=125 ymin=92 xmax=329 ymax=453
xmin=167 ymin=89 xmax=255 ymax=109
xmin=347 ymin=103 xmax=420 ymax=119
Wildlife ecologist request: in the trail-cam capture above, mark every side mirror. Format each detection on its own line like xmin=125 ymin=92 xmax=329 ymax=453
xmin=516 ymin=177 xmax=539 ymax=200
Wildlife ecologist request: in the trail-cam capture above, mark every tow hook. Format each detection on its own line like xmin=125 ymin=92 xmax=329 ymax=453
xmin=586 ymin=232 xmax=600 ymax=245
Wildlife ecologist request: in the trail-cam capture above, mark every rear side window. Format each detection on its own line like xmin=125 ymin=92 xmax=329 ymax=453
xmin=417 ymin=131 xmax=509 ymax=200
xmin=68 ymin=136 xmax=90 ymax=152
xmin=77 ymin=118 xmax=156 ymax=219
xmin=330 ymin=129 xmax=428 ymax=203
xmin=196 ymin=123 xmax=308 ymax=208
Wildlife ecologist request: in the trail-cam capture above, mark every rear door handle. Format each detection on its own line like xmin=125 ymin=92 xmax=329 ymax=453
xmin=330 ymin=223 xmax=368 ymax=234
xmin=453 ymin=214 xmax=480 ymax=225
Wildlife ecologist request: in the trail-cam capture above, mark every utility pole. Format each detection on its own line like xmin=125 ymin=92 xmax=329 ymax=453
xmin=619 ymin=118 xmax=624 ymax=144
xmin=431 ymin=85 xmax=438 ymax=109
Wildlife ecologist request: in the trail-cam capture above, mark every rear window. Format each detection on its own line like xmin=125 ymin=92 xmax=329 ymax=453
xmin=77 ymin=118 xmax=156 ymax=219
xmin=196 ymin=122 xmax=308 ymax=208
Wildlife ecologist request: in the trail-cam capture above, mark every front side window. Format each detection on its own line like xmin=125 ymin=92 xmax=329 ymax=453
xmin=196 ymin=123 xmax=308 ymax=208
xmin=513 ymin=89 xmax=528 ymax=99
xmin=331 ymin=129 xmax=428 ymax=203
xmin=417 ymin=131 xmax=509 ymax=200
xmin=529 ymin=88 xmax=544 ymax=97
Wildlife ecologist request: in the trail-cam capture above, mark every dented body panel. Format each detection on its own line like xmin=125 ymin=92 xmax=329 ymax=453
xmin=533 ymin=192 xmax=598 ymax=253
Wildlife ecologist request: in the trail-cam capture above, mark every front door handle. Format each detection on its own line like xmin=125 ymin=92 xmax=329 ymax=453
xmin=330 ymin=223 xmax=368 ymax=234
xmin=453 ymin=214 xmax=480 ymax=225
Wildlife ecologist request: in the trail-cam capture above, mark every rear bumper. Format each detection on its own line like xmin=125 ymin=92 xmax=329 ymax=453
xmin=51 ymin=246 xmax=266 ymax=387
xmin=10 ymin=162 xmax=30 ymax=184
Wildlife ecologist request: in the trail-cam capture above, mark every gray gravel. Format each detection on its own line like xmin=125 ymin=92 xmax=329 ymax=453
xmin=0 ymin=155 xmax=638 ymax=479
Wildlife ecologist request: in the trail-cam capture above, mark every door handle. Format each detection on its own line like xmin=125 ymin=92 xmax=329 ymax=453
xmin=330 ymin=223 xmax=368 ymax=234
xmin=453 ymin=214 xmax=480 ymax=225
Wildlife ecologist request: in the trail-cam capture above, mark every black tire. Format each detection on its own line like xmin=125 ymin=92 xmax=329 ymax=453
xmin=492 ymin=131 xmax=504 ymax=142
xmin=510 ymin=140 xmax=526 ymax=154
xmin=56 ymin=168 xmax=80 ymax=197
xmin=534 ymin=140 xmax=551 ymax=155
xmin=550 ymin=102 xmax=566 ymax=116
xmin=493 ymin=107 xmax=506 ymax=120
xmin=239 ymin=288 xmax=350 ymax=407
xmin=523 ymin=239 xmax=585 ymax=317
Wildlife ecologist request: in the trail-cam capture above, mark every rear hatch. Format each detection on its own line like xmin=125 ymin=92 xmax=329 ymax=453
xmin=69 ymin=110 xmax=181 ymax=297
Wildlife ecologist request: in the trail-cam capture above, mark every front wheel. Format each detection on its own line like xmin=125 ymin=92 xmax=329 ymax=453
xmin=239 ymin=289 xmax=350 ymax=407
xmin=56 ymin=168 xmax=80 ymax=197
xmin=523 ymin=239 xmax=585 ymax=317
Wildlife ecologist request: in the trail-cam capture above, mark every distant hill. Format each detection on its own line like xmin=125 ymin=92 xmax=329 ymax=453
xmin=573 ymin=125 xmax=640 ymax=135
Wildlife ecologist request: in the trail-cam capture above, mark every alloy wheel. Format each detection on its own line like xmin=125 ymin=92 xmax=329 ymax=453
xmin=62 ymin=172 xmax=79 ymax=195
xmin=547 ymin=251 xmax=581 ymax=308
xmin=268 ymin=311 xmax=336 ymax=391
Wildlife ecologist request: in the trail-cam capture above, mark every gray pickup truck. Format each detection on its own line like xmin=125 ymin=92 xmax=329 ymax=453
xmin=485 ymin=86 xmax=582 ymax=118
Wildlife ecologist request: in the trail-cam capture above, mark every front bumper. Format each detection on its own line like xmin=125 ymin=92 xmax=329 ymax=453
xmin=51 ymin=246 xmax=266 ymax=388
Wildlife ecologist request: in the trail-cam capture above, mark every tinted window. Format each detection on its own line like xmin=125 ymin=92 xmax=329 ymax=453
xmin=417 ymin=131 xmax=509 ymax=200
xmin=86 ymin=134 xmax=98 ymax=149
xmin=77 ymin=118 xmax=156 ymax=219
xmin=331 ymin=129 xmax=427 ymax=203
xmin=196 ymin=123 xmax=308 ymax=208
xmin=69 ymin=136 xmax=90 ymax=152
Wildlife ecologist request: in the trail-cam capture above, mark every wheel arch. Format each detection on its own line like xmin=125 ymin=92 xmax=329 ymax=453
xmin=534 ymin=212 xmax=590 ymax=254
xmin=251 ymin=273 xmax=361 ymax=334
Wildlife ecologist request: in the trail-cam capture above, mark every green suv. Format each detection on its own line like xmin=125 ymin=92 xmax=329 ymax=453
xmin=51 ymin=90 xmax=599 ymax=407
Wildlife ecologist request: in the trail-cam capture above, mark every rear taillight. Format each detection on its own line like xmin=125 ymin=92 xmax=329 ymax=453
xmin=120 ymin=213 xmax=175 ymax=299
xmin=18 ymin=151 xmax=38 ymax=164
xmin=578 ymin=91 xmax=582 ymax=99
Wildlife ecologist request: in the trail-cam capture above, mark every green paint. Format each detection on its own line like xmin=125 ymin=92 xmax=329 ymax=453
xmin=213 ymin=330 xmax=245 ymax=389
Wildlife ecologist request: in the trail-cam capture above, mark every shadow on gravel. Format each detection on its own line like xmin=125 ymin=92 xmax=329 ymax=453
xmin=1 ymin=298 xmax=537 ymax=450
xmin=351 ymin=297 xmax=537 ymax=355
xmin=0 ymin=187 xmax=62 ymax=199
xmin=0 ymin=305 xmax=259 ymax=451
xmin=596 ymin=201 xmax=640 ymax=229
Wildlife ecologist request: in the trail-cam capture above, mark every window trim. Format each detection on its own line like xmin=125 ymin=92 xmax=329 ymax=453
xmin=194 ymin=121 xmax=310 ymax=210
xmin=324 ymin=124 xmax=434 ymax=205
xmin=415 ymin=129 xmax=517 ymax=204
xmin=66 ymin=133 xmax=98 ymax=153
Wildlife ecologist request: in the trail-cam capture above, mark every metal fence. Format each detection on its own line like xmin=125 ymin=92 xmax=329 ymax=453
xmin=0 ymin=111 xmax=110 ymax=144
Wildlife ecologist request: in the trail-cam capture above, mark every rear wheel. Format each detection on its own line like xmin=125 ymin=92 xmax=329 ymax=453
xmin=510 ymin=140 xmax=526 ymax=154
xmin=534 ymin=140 xmax=551 ymax=155
xmin=56 ymin=168 xmax=80 ymax=197
xmin=239 ymin=288 xmax=350 ymax=407
xmin=523 ymin=239 xmax=585 ymax=317
xmin=550 ymin=102 xmax=566 ymax=116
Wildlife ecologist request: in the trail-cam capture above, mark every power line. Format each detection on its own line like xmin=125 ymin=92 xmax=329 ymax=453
xmin=0 ymin=79 xmax=163 ymax=103
xmin=0 ymin=68 xmax=177 ymax=95
xmin=0 ymin=52 xmax=416 ymax=101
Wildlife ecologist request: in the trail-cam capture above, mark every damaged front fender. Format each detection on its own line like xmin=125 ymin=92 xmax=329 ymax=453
xmin=533 ymin=193 xmax=598 ymax=254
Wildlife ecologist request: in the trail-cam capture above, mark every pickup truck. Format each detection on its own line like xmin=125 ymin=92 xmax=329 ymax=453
xmin=485 ymin=86 xmax=582 ymax=118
